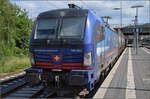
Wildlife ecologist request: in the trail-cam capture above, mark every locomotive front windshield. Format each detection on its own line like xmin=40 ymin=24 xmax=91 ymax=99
xmin=35 ymin=18 xmax=58 ymax=39
xmin=34 ymin=17 xmax=86 ymax=39
xmin=60 ymin=17 xmax=85 ymax=38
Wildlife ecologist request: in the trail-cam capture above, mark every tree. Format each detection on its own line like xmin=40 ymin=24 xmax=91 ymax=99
xmin=0 ymin=0 xmax=33 ymax=56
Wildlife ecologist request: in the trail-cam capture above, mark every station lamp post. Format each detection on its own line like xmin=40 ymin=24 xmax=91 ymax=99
xmin=113 ymin=0 xmax=122 ymax=27
xmin=131 ymin=19 xmax=136 ymax=50
xmin=113 ymin=8 xmax=122 ymax=28
xmin=131 ymin=5 xmax=144 ymax=55
xmin=113 ymin=5 xmax=123 ymax=52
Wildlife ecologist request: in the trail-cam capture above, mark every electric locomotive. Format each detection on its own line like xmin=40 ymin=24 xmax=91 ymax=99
xmin=26 ymin=4 xmax=124 ymax=96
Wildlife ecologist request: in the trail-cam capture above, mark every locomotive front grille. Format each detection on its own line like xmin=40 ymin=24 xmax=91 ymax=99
xmin=33 ymin=48 xmax=84 ymax=69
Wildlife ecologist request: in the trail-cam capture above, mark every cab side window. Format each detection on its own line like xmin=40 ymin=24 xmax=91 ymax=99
xmin=94 ymin=23 xmax=105 ymax=45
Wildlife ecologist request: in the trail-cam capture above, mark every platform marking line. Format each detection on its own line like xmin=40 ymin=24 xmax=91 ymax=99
xmin=126 ymin=48 xmax=136 ymax=99
xmin=93 ymin=48 xmax=127 ymax=99
xmin=142 ymin=47 xmax=150 ymax=54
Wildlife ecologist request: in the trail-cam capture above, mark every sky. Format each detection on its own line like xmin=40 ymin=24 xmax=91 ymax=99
xmin=11 ymin=0 xmax=150 ymax=28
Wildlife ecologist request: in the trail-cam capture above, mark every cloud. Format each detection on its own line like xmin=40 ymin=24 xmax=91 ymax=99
xmin=22 ymin=3 xmax=36 ymax=10
xmin=11 ymin=0 xmax=149 ymax=25
xmin=11 ymin=1 xmax=38 ymax=18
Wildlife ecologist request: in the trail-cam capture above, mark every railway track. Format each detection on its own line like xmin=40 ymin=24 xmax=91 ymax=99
xmin=0 ymin=73 xmax=55 ymax=99
xmin=0 ymin=73 xmax=26 ymax=97
xmin=3 ymin=85 xmax=44 ymax=99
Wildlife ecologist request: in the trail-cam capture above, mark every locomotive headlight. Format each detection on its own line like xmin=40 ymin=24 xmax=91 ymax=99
xmin=83 ymin=52 xmax=92 ymax=66
xmin=30 ymin=53 xmax=35 ymax=66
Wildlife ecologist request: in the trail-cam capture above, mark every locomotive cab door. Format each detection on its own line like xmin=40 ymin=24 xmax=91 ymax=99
xmin=101 ymin=26 xmax=105 ymax=70
xmin=94 ymin=22 xmax=105 ymax=77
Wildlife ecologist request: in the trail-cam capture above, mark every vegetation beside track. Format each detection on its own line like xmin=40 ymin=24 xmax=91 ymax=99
xmin=0 ymin=56 xmax=30 ymax=73
xmin=0 ymin=0 xmax=33 ymax=57
xmin=0 ymin=0 xmax=33 ymax=73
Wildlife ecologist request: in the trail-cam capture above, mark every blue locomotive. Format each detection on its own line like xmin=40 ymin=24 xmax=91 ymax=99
xmin=25 ymin=5 xmax=125 ymax=96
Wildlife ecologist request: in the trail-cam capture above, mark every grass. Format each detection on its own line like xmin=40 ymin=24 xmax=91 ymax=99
xmin=0 ymin=56 xmax=31 ymax=73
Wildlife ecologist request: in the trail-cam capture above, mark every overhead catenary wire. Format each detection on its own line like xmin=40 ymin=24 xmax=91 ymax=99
xmin=80 ymin=0 xmax=96 ymax=14
xmin=46 ymin=0 xmax=59 ymax=9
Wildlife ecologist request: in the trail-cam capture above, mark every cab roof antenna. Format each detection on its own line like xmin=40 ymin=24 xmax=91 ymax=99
xmin=68 ymin=4 xmax=81 ymax=9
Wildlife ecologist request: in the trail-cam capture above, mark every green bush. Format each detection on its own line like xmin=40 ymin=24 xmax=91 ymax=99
xmin=0 ymin=56 xmax=31 ymax=73
xmin=0 ymin=0 xmax=33 ymax=57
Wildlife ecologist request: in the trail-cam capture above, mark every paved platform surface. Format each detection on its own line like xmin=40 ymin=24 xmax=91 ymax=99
xmin=94 ymin=47 xmax=150 ymax=99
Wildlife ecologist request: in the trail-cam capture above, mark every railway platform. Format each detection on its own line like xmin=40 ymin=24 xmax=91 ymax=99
xmin=94 ymin=47 xmax=150 ymax=99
